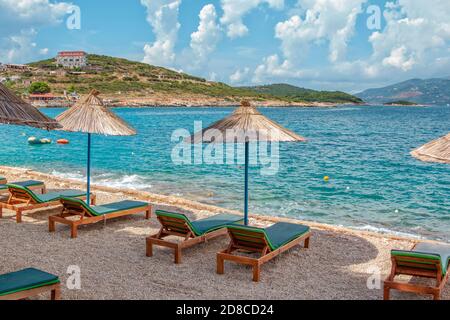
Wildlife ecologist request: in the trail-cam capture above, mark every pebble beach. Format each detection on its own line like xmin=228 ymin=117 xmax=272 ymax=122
xmin=1 ymin=166 xmax=448 ymax=300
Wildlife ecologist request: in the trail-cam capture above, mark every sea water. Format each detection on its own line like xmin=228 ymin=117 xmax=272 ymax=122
xmin=1 ymin=106 xmax=449 ymax=241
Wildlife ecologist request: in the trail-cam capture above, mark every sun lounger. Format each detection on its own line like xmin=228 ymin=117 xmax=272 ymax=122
xmin=0 ymin=180 xmax=46 ymax=195
xmin=384 ymin=242 xmax=450 ymax=300
xmin=146 ymin=210 xmax=244 ymax=264
xmin=0 ymin=177 xmax=6 ymax=184
xmin=0 ymin=184 xmax=95 ymax=223
xmin=49 ymin=197 xmax=152 ymax=238
xmin=0 ymin=268 xmax=60 ymax=300
xmin=217 ymin=222 xmax=311 ymax=282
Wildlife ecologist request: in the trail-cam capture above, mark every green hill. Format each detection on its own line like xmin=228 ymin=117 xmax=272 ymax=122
xmin=26 ymin=54 xmax=265 ymax=99
xmin=242 ymin=83 xmax=363 ymax=104
xmin=2 ymin=54 xmax=362 ymax=105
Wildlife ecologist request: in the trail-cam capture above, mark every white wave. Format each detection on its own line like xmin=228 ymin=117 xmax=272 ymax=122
xmin=94 ymin=174 xmax=151 ymax=190
xmin=351 ymin=224 xmax=424 ymax=239
xmin=51 ymin=170 xmax=84 ymax=181
xmin=51 ymin=170 xmax=152 ymax=191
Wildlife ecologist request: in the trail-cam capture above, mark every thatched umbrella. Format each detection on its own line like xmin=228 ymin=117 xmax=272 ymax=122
xmin=411 ymin=133 xmax=450 ymax=164
xmin=0 ymin=83 xmax=60 ymax=130
xmin=188 ymin=101 xmax=306 ymax=225
xmin=56 ymin=90 xmax=136 ymax=204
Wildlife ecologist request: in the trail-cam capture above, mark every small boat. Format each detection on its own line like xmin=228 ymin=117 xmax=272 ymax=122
xmin=28 ymin=137 xmax=52 ymax=145
xmin=57 ymin=139 xmax=70 ymax=145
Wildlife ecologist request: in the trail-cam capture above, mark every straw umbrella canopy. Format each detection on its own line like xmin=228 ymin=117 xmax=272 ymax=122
xmin=0 ymin=82 xmax=60 ymax=130
xmin=411 ymin=133 xmax=450 ymax=164
xmin=56 ymin=90 xmax=136 ymax=204
xmin=188 ymin=101 xmax=306 ymax=225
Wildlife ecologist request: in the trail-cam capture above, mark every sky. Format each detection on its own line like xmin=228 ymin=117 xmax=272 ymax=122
xmin=1 ymin=0 xmax=450 ymax=93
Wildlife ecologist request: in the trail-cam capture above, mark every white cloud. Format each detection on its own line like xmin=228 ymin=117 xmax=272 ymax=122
xmin=141 ymin=0 xmax=181 ymax=67
xmin=275 ymin=0 xmax=366 ymax=63
xmin=2 ymin=29 xmax=37 ymax=63
xmin=253 ymin=0 xmax=450 ymax=91
xmin=0 ymin=0 xmax=70 ymax=31
xmin=190 ymin=4 xmax=221 ymax=62
xmin=382 ymin=46 xmax=415 ymax=71
xmin=253 ymin=0 xmax=366 ymax=85
xmin=229 ymin=67 xmax=250 ymax=83
xmin=0 ymin=0 xmax=72 ymax=63
xmin=39 ymin=48 xmax=49 ymax=55
xmin=369 ymin=0 xmax=450 ymax=72
xmin=220 ymin=0 xmax=284 ymax=38
xmin=253 ymin=54 xmax=313 ymax=83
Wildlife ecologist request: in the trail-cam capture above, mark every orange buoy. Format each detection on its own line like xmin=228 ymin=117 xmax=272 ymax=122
xmin=57 ymin=139 xmax=70 ymax=145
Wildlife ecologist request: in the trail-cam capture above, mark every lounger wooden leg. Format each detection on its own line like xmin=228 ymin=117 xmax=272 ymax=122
xmin=174 ymin=245 xmax=182 ymax=264
xmin=433 ymin=292 xmax=441 ymax=300
xmin=16 ymin=209 xmax=22 ymax=224
xmin=51 ymin=284 xmax=61 ymax=300
xmin=49 ymin=217 xmax=55 ymax=233
xmin=252 ymin=262 xmax=261 ymax=282
xmin=71 ymin=224 xmax=78 ymax=239
xmin=383 ymin=285 xmax=391 ymax=300
xmin=145 ymin=208 xmax=151 ymax=220
xmin=0 ymin=206 xmax=2 ymax=219
xmin=304 ymin=236 xmax=310 ymax=249
xmin=217 ymin=254 xmax=225 ymax=275
xmin=146 ymin=238 xmax=153 ymax=257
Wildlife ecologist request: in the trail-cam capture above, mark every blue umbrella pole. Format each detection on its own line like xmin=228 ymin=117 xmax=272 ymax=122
xmin=86 ymin=133 xmax=91 ymax=205
xmin=244 ymin=141 xmax=249 ymax=225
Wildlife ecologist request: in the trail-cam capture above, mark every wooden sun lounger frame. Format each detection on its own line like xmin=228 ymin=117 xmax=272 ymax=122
xmin=49 ymin=199 xmax=153 ymax=238
xmin=217 ymin=227 xmax=311 ymax=282
xmin=384 ymin=245 xmax=450 ymax=300
xmin=146 ymin=214 xmax=229 ymax=264
xmin=0 ymin=282 xmax=61 ymax=301
xmin=0 ymin=187 xmax=96 ymax=223
xmin=0 ymin=183 xmax=46 ymax=195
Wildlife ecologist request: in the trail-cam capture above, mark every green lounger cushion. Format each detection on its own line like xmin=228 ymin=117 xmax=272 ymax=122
xmin=0 ymin=180 xmax=43 ymax=191
xmin=0 ymin=268 xmax=59 ymax=296
xmin=156 ymin=210 xmax=243 ymax=236
xmin=191 ymin=214 xmax=244 ymax=236
xmin=228 ymin=222 xmax=310 ymax=251
xmin=60 ymin=196 xmax=149 ymax=216
xmin=392 ymin=243 xmax=450 ymax=276
xmin=7 ymin=184 xmax=86 ymax=203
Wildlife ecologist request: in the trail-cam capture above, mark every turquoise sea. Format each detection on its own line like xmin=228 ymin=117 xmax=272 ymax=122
xmin=1 ymin=106 xmax=449 ymax=241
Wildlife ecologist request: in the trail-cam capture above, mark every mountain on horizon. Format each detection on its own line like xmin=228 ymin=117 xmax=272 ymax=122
xmin=242 ymin=83 xmax=363 ymax=104
xmin=356 ymin=77 xmax=450 ymax=105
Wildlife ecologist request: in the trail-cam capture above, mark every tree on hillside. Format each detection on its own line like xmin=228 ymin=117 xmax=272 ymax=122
xmin=29 ymin=82 xmax=51 ymax=94
xmin=67 ymin=85 xmax=76 ymax=93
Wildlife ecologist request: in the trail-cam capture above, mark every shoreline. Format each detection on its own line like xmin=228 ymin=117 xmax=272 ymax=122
xmin=0 ymin=165 xmax=440 ymax=245
xmin=27 ymin=95 xmax=364 ymax=109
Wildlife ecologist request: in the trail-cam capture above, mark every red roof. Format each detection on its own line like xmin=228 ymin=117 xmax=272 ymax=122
xmin=57 ymin=51 xmax=87 ymax=57
xmin=29 ymin=93 xmax=55 ymax=98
